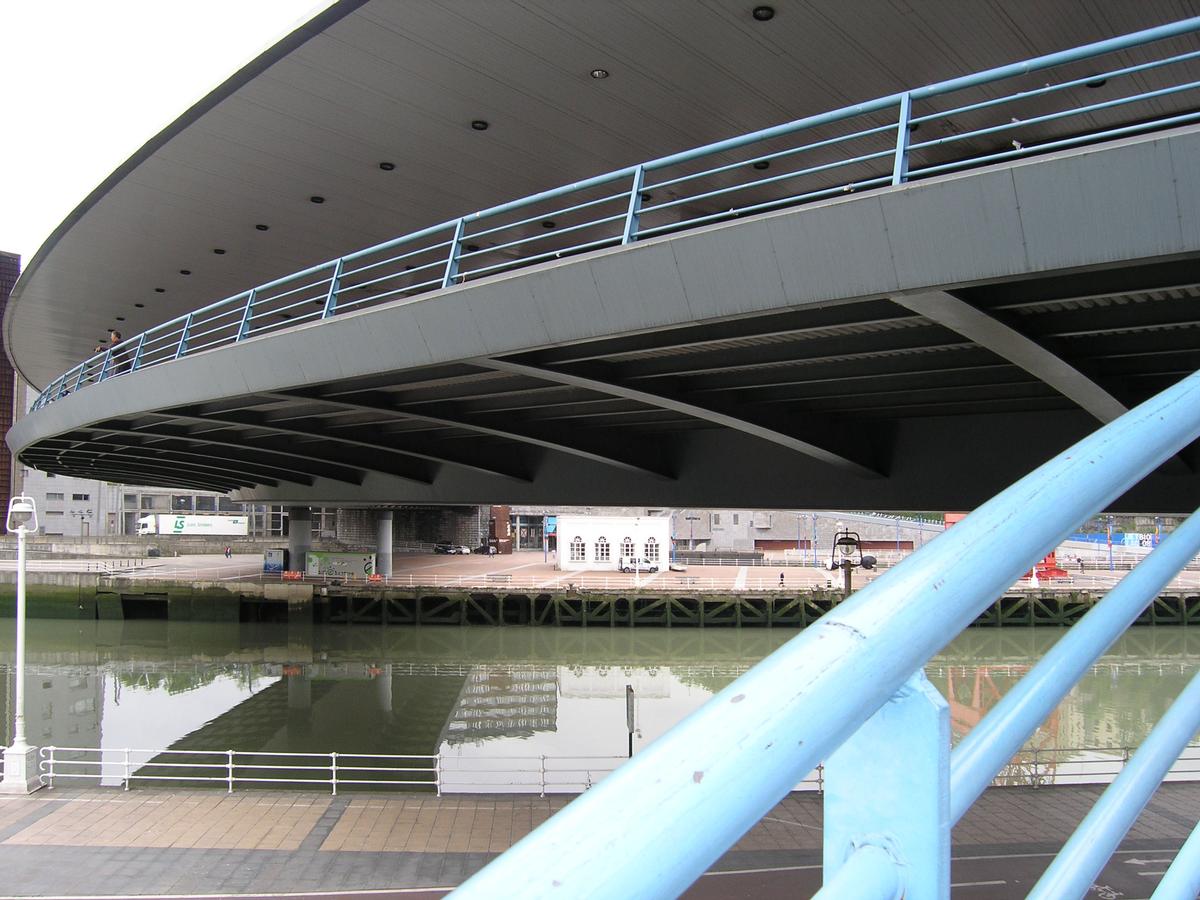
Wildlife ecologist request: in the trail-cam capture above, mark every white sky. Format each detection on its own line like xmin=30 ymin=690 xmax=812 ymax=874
xmin=0 ymin=0 xmax=336 ymax=266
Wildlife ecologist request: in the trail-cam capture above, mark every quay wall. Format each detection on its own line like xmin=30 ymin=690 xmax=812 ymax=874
xmin=0 ymin=573 xmax=1196 ymax=627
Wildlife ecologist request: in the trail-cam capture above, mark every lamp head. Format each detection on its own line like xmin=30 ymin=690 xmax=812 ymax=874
xmin=6 ymin=495 xmax=37 ymax=533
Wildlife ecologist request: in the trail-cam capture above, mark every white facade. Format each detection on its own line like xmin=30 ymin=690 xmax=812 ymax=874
xmin=555 ymin=515 xmax=671 ymax=572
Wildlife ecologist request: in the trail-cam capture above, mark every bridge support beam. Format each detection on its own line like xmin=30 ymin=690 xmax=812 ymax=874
xmin=377 ymin=509 xmax=394 ymax=577
xmin=287 ymin=506 xmax=312 ymax=573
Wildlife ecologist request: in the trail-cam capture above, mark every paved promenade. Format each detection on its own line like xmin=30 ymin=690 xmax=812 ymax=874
xmin=0 ymin=783 xmax=1194 ymax=897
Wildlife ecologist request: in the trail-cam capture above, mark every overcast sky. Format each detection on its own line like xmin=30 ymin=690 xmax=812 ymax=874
xmin=0 ymin=0 xmax=334 ymax=267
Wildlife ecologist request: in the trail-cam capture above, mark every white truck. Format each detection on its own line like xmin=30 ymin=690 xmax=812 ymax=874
xmin=137 ymin=514 xmax=249 ymax=536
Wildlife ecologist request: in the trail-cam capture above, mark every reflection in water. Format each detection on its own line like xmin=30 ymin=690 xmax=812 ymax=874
xmin=0 ymin=621 xmax=1196 ymax=789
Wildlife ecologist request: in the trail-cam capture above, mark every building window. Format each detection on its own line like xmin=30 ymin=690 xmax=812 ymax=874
xmin=172 ymin=495 xmax=193 ymax=511
xmin=46 ymin=492 xmax=64 ymax=502
xmin=595 ymin=537 xmax=610 ymax=562
xmin=732 ymin=514 xmax=739 ymax=525
xmin=621 ymin=537 xmax=635 ymax=559
xmin=44 ymin=510 xmax=63 ymax=517
xmin=713 ymin=514 xmax=721 ymax=526
xmin=141 ymin=496 xmax=156 ymax=510
xmin=570 ymin=536 xmax=586 ymax=562
xmin=195 ymin=495 xmax=216 ymax=512
xmin=71 ymin=493 xmax=89 ymax=501
xmin=122 ymin=494 xmax=137 ymax=508
xmin=645 ymin=537 xmax=659 ymax=562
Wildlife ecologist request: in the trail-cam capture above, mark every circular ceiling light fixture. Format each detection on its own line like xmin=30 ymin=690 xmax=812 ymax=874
xmin=590 ymin=68 xmax=609 ymax=79
xmin=379 ymin=161 xmax=396 ymax=171
xmin=752 ymin=5 xmax=775 ymax=21
xmin=752 ymin=160 xmax=770 ymax=170
xmin=154 ymin=288 xmax=165 ymax=293
xmin=465 ymin=244 xmax=481 ymax=253
xmin=1086 ymin=75 xmax=1108 ymax=88
xmin=179 ymin=269 xmax=192 ymax=276
xmin=310 ymin=195 xmax=326 ymax=204
xmin=542 ymin=220 xmax=556 ymax=229
xmin=212 ymin=248 xmax=226 ymax=255
xmin=134 ymin=303 xmax=145 ymax=308
xmin=255 ymin=223 xmax=270 ymax=231
xmin=470 ymin=119 xmax=489 ymax=131
xmin=115 ymin=316 xmax=125 ymax=322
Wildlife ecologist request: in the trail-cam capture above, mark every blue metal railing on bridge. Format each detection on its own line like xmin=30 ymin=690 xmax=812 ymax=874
xmin=31 ymin=17 xmax=1200 ymax=409
xmin=444 ymin=353 xmax=1200 ymax=897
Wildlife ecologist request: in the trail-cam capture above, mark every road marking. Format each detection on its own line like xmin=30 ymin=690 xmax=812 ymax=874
xmin=762 ymin=814 xmax=820 ymax=831
xmin=1136 ymin=871 xmax=1167 ymax=877
xmin=1124 ymin=857 xmax=1173 ymax=865
xmin=951 ymin=881 xmax=1006 ymax=888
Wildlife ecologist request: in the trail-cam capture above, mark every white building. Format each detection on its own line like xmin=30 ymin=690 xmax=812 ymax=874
xmin=555 ymin=515 xmax=671 ymax=572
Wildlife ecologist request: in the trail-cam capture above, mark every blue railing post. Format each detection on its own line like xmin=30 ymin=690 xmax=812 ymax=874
xmin=236 ymin=289 xmax=257 ymax=341
xmin=175 ymin=313 xmax=193 ymax=359
xmin=442 ymin=219 xmax=466 ymax=288
xmin=97 ymin=349 xmax=113 ymax=382
xmin=892 ymin=92 xmax=912 ymax=185
xmin=130 ymin=333 xmax=147 ymax=371
xmin=622 ymin=165 xmax=646 ymax=244
xmin=72 ymin=365 xmax=87 ymax=392
xmin=321 ymin=258 xmax=344 ymax=319
xmin=820 ymin=671 xmax=949 ymax=899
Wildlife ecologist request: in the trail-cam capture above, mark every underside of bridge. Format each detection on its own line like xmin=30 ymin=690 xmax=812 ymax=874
xmin=11 ymin=128 xmax=1200 ymax=512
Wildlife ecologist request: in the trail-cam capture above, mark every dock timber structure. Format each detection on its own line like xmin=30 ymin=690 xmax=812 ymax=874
xmin=2 ymin=573 xmax=1197 ymax=627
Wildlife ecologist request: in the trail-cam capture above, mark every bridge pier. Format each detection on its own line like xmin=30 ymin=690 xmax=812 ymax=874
xmin=376 ymin=509 xmax=393 ymax=577
xmin=287 ymin=506 xmax=311 ymax=573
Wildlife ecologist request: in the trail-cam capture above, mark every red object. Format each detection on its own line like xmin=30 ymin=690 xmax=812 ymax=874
xmin=281 ymin=570 xmax=303 ymax=581
xmin=368 ymin=573 xmax=383 ymax=583
xmin=1024 ymin=551 xmax=1070 ymax=581
xmin=282 ymin=665 xmax=302 ymax=676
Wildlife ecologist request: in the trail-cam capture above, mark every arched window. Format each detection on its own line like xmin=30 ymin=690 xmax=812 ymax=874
xmin=645 ymin=537 xmax=659 ymax=562
xmin=621 ymin=537 xmax=635 ymax=559
xmin=570 ymin=536 xmax=586 ymax=562
xmin=595 ymin=537 xmax=610 ymax=562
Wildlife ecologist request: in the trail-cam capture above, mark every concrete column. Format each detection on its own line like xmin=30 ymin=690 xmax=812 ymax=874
xmin=287 ymin=506 xmax=312 ymax=572
xmin=377 ymin=663 xmax=393 ymax=716
xmin=376 ymin=509 xmax=394 ymax=577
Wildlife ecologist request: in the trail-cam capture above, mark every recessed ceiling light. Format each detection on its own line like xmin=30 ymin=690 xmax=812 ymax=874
xmin=154 ymin=288 xmax=166 ymax=293
xmin=212 ymin=248 xmax=226 ymax=255
xmin=590 ymin=68 xmax=610 ymax=79
xmin=134 ymin=303 xmax=145 ymax=308
xmin=542 ymin=220 xmax=556 ymax=228
xmin=1086 ymin=76 xmax=1107 ymax=88
xmin=115 ymin=316 xmax=125 ymax=322
xmin=255 ymin=224 xmax=270 ymax=231
xmin=310 ymin=195 xmax=325 ymax=204
xmin=753 ymin=160 xmax=770 ymax=170
xmin=471 ymin=120 xmax=489 ymax=131
xmin=278 ymin=313 xmax=292 ymax=320
xmin=379 ymin=161 xmax=396 ymax=171
xmin=179 ymin=269 xmax=191 ymax=275
xmin=465 ymin=244 xmax=481 ymax=253
xmin=752 ymin=5 xmax=775 ymax=21
xmin=640 ymin=192 xmax=653 ymax=202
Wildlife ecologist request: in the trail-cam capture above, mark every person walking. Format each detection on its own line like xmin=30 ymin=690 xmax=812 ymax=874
xmin=779 ymin=571 xmax=785 ymax=588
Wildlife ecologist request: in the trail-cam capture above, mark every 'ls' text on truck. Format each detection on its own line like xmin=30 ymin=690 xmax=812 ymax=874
xmin=137 ymin=515 xmax=249 ymax=536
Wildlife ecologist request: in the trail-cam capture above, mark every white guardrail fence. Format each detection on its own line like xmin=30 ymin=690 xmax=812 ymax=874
xmin=32 ymin=743 xmax=1200 ymax=796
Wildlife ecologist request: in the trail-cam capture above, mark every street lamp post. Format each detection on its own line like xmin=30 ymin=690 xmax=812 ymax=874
xmin=2 ymin=495 xmax=42 ymax=794
xmin=828 ymin=525 xmax=877 ymax=598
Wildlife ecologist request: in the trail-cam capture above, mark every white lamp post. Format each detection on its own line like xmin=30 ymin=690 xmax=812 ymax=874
xmin=2 ymin=495 xmax=42 ymax=794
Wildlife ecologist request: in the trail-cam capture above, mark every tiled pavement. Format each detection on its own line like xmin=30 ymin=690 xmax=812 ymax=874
xmin=0 ymin=783 xmax=1195 ymax=896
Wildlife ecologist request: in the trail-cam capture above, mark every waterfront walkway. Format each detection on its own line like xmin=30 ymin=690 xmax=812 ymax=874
xmin=0 ymin=783 xmax=1194 ymax=898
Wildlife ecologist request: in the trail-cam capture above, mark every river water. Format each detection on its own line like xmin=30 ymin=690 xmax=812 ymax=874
xmin=0 ymin=621 xmax=1195 ymax=791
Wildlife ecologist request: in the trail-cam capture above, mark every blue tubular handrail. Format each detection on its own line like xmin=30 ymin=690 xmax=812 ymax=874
xmin=30 ymin=15 xmax=1200 ymax=408
xmin=448 ymin=373 xmax=1200 ymax=898
xmin=949 ymin=509 xmax=1200 ymax=821
xmin=1153 ymin=822 xmax=1200 ymax=898
xmin=1027 ymin=671 xmax=1200 ymax=899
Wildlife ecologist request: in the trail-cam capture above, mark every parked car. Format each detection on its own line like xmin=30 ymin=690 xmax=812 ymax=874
xmin=433 ymin=542 xmax=453 ymax=554
xmin=619 ymin=555 xmax=659 ymax=574
xmin=451 ymin=545 xmax=472 ymax=554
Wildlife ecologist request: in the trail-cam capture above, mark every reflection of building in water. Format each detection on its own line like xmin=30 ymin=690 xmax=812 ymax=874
xmin=442 ymin=667 xmax=558 ymax=743
xmin=1 ymin=666 xmax=103 ymax=764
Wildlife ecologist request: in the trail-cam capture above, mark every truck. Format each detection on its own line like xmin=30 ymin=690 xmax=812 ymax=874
xmin=137 ymin=514 xmax=249 ymax=536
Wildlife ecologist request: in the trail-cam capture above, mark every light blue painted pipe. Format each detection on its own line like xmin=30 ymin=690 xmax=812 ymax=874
xmin=1027 ymin=670 xmax=1200 ymax=900
xmin=449 ymin=372 xmax=1200 ymax=899
xmin=811 ymin=844 xmax=902 ymax=900
xmin=1151 ymin=820 xmax=1200 ymax=899
xmin=950 ymin=507 xmax=1200 ymax=822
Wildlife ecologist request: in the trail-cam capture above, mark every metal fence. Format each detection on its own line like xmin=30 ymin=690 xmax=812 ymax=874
xmin=41 ymin=744 xmax=1197 ymax=797
xmin=30 ymin=18 xmax=1200 ymax=411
